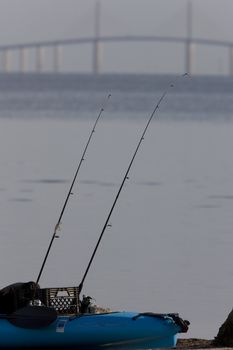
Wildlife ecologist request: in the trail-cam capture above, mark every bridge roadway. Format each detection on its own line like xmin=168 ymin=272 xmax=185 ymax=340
xmin=0 ymin=35 xmax=232 ymax=74
xmin=0 ymin=35 xmax=232 ymax=50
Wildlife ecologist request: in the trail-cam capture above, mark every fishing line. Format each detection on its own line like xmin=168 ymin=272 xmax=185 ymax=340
xmin=78 ymin=74 xmax=188 ymax=295
xmin=35 ymin=94 xmax=111 ymax=286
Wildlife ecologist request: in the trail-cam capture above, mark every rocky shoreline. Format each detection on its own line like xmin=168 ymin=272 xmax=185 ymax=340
xmin=177 ymin=338 xmax=232 ymax=349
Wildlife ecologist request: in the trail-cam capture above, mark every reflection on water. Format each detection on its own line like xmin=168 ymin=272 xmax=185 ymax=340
xmin=81 ymin=180 xmax=117 ymax=187
xmin=208 ymin=194 xmax=233 ymax=200
xmin=194 ymin=204 xmax=221 ymax=209
xmin=22 ymin=179 xmax=69 ymax=184
xmin=9 ymin=198 xmax=33 ymax=202
xmin=136 ymin=181 xmax=162 ymax=187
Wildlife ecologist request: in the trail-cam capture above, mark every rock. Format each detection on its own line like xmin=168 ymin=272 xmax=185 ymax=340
xmin=214 ymin=308 xmax=233 ymax=346
xmin=177 ymin=338 xmax=213 ymax=348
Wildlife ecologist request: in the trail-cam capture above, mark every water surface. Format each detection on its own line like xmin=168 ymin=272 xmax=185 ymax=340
xmin=0 ymin=73 xmax=233 ymax=339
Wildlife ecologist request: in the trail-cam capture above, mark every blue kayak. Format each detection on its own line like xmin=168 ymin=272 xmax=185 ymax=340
xmin=0 ymin=311 xmax=188 ymax=349
xmin=0 ymin=284 xmax=189 ymax=349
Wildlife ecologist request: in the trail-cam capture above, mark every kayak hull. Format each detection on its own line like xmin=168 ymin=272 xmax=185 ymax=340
xmin=0 ymin=311 xmax=184 ymax=349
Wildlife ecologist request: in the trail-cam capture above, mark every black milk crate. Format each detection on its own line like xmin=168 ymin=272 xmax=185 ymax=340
xmin=38 ymin=286 xmax=80 ymax=315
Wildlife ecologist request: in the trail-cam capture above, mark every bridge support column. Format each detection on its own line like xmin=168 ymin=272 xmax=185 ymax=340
xmin=185 ymin=40 xmax=195 ymax=75
xmin=2 ymin=50 xmax=11 ymax=72
xmin=93 ymin=39 xmax=101 ymax=74
xmin=53 ymin=45 xmax=62 ymax=73
xmin=229 ymin=46 xmax=233 ymax=76
xmin=19 ymin=48 xmax=28 ymax=73
xmin=36 ymin=46 xmax=45 ymax=73
xmin=92 ymin=0 xmax=101 ymax=74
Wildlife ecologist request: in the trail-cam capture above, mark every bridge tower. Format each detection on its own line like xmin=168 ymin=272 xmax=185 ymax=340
xmin=93 ymin=0 xmax=101 ymax=74
xmin=185 ymin=0 xmax=195 ymax=75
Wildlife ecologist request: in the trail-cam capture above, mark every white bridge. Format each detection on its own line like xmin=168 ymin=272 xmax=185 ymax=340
xmin=1 ymin=2 xmax=233 ymax=75
xmin=1 ymin=35 xmax=233 ymax=75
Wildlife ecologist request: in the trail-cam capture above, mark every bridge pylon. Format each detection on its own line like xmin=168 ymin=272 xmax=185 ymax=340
xmin=229 ymin=46 xmax=233 ymax=76
xmin=2 ymin=50 xmax=11 ymax=73
xmin=185 ymin=0 xmax=195 ymax=75
xmin=185 ymin=40 xmax=195 ymax=75
xmin=36 ymin=46 xmax=45 ymax=73
xmin=93 ymin=0 xmax=101 ymax=74
xmin=53 ymin=45 xmax=63 ymax=73
xmin=19 ymin=48 xmax=28 ymax=73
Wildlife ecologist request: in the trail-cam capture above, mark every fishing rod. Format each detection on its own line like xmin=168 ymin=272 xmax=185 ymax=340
xmin=78 ymin=75 xmax=188 ymax=295
xmin=35 ymin=94 xmax=111 ymax=286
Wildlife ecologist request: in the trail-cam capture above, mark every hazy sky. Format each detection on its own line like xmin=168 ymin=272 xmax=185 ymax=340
xmin=0 ymin=0 xmax=233 ymax=74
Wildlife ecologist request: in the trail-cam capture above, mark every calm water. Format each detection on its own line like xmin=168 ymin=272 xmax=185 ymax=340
xmin=1 ymin=73 xmax=233 ymax=340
